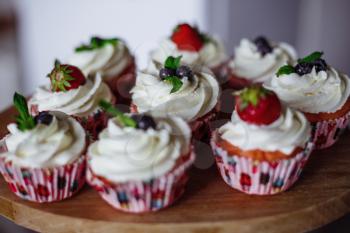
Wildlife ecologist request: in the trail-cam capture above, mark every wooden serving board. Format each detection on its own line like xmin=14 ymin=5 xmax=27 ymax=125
xmin=0 ymin=106 xmax=349 ymax=233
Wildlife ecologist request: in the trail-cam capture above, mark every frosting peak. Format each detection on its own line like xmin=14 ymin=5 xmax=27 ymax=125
xmin=219 ymin=107 xmax=311 ymax=154
xmin=0 ymin=112 xmax=86 ymax=168
xmin=265 ymin=67 xmax=350 ymax=113
xmin=29 ymin=73 xmax=113 ymax=118
xmin=131 ymin=65 xmax=219 ymax=122
xmin=229 ymin=38 xmax=297 ymax=83
xmin=150 ymin=37 xmax=227 ymax=69
xmin=68 ymin=40 xmax=132 ymax=79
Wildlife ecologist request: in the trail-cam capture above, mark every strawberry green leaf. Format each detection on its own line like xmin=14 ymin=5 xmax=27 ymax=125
xmin=164 ymin=76 xmax=183 ymax=93
xmin=298 ymin=51 xmax=323 ymax=64
xmin=99 ymin=100 xmax=136 ymax=128
xmin=276 ymin=65 xmax=295 ymax=77
xmin=13 ymin=92 xmax=36 ymax=131
xmin=164 ymin=56 xmax=182 ymax=70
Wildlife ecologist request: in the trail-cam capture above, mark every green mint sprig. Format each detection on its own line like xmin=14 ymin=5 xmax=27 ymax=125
xmin=13 ymin=92 xmax=36 ymax=131
xmin=276 ymin=65 xmax=295 ymax=77
xmin=164 ymin=55 xmax=182 ymax=70
xmin=163 ymin=56 xmax=183 ymax=93
xmin=99 ymin=100 xmax=136 ymax=128
xmin=164 ymin=76 xmax=183 ymax=93
xmin=75 ymin=37 xmax=119 ymax=52
xmin=298 ymin=51 xmax=323 ymax=64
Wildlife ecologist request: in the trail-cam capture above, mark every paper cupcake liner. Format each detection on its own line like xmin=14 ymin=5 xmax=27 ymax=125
xmin=104 ymin=58 xmax=136 ymax=105
xmin=130 ymin=103 xmax=220 ymax=141
xmin=311 ymin=111 xmax=350 ymax=149
xmin=0 ymin=139 xmax=86 ymax=203
xmin=86 ymin=150 xmax=195 ymax=213
xmin=210 ymin=134 xmax=314 ymax=195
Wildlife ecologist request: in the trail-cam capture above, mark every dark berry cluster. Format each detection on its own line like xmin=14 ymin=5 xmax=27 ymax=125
xmin=253 ymin=36 xmax=273 ymax=56
xmin=159 ymin=65 xmax=193 ymax=81
xmin=131 ymin=114 xmax=156 ymax=130
xmin=34 ymin=111 xmax=53 ymax=125
xmin=294 ymin=58 xmax=327 ymax=76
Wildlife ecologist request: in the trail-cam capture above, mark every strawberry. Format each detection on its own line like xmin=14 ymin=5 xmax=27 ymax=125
xmin=235 ymin=86 xmax=282 ymax=125
xmin=48 ymin=60 xmax=86 ymax=92
xmin=171 ymin=23 xmax=203 ymax=52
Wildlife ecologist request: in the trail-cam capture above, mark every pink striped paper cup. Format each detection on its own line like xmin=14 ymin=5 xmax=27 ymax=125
xmin=86 ymin=149 xmax=195 ymax=213
xmin=0 ymin=139 xmax=86 ymax=203
xmin=311 ymin=111 xmax=350 ymax=150
xmin=210 ymin=132 xmax=314 ymax=195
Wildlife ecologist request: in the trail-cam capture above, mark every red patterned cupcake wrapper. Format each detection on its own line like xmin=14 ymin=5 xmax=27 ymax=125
xmin=210 ymin=135 xmax=314 ymax=195
xmin=0 ymin=139 xmax=86 ymax=203
xmin=86 ymin=149 xmax=195 ymax=213
xmin=311 ymin=111 xmax=350 ymax=149
xmin=75 ymin=111 xmax=110 ymax=142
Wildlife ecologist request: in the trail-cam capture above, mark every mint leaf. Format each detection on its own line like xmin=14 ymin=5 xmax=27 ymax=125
xmin=298 ymin=51 xmax=323 ymax=63
xmin=13 ymin=92 xmax=36 ymax=131
xmin=99 ymin=100 xmax=136 ymax=128
xmin=276 ymin=65 xmax=295 ymax=77
xmin=75 ymin=37 xmax=119 ymax=52
xmin=164 ymin=56 xmax=182 ymax=70
xmin=164 ymin=76 xmax=183 ymax=93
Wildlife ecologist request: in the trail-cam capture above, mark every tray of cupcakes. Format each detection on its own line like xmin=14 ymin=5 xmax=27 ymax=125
xmin=0 ymin=22 xmax=349 ymax=218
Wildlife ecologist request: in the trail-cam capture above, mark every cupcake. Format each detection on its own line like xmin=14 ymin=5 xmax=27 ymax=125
xmin=265 ymin=51 xmax=350 ymax=149
xmin=131 ymin=55 xmax=220 ymax=139
xmin=150 ymin=23 xmax=228 ymax=84
xmin=29 ymin=60 xmax=114 ymax=140
xmin=211 ymin=86 xmax=313 ymax=195
xmin=68 ymin=36 xmax=136 ymax=104
xmin=226 ymin=36 xmax=296 ymax=89
xmin=86 ymin=100 xmax=194 ymax=213
xmin=0 ymin=93 xmax=87 ymax=202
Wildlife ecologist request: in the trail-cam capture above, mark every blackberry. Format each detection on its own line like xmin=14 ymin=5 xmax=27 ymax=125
xmin=176 ymin=65 xmax=193 ymax=80
xmin=295 ymin=63 xmax=313 ymax=76
xmin=253 ymin=36 xmax=273 ymax=56
xmin=313 ymin=58 xmax=328 ymax=72
xmin=159 ymin=68 xmax=175 ymax=79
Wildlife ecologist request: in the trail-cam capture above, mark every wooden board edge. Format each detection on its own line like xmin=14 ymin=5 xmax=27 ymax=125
xmin=0 ymin=191 xmax=349 ymax=233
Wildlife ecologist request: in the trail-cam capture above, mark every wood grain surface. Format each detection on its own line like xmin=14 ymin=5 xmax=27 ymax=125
xmin=0 ymin=106 xmax=349 ymax=233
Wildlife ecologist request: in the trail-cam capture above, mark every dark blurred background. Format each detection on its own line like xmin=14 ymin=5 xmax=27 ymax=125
xmin=0 ymin=0 xmax=349 ymax=232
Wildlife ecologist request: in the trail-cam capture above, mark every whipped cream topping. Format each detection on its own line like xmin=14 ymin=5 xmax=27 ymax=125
xmin=68 ymin=41 xmax=133 ymax=79
xmin=265 ymin=67 xmax=350 ymax=114
xmin=229 ymin=38 xmax=297 ymax=83
xmin=218 ymin=107 xmax=311 ymax=154
xmin=131 ymin=66 xmax=220 ymax=122
xmin=88 ymin=116 xmax=191 ymax=182
xmin=29 ymin=73 xmax=113 ymax=118
xmin=150 ymin=37 xmax=227 ymax=69
xmin=0 ymin=112 xmax=86 ymax=168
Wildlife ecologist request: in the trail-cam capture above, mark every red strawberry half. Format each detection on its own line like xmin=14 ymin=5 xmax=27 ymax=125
xmin=235 ymin=85 xmax=282 ymax=125
xmin=171 ymin=23 xmax=203 ymax=52
xmin=48 ymin=60 xmax=86 ymax=92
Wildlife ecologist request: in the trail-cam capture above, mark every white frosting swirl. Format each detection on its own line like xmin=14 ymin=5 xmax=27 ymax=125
xmin=265 ymin=67 xmax=350 ymax=113
xmin=29 ymin=73 xmax=113 ymax=118
xmin=88 ymin=116 xmax=191 ymax=182
xmin=0 ymin=112 xmax=86 ymax=168
xmin=150 ymin=37 xmax=227 ymax=69
xmin=131 ymin=66 xmax=220 ymax=122
xmin=218 ymin=107 xmax=311 ymax=154
xmin=67 ymin=41 xmax=132 ymax=79
xmin=229 ymin=38 xmax=297 ymax=83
